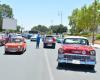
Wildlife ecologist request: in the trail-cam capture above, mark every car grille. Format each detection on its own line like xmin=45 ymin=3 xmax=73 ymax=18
xmin=7 ymin=48 xmax=18 ymax=51
xmin=64 ymin=54 xmax=90 ymax=60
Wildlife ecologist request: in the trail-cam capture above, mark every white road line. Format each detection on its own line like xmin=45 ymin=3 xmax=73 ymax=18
xmin=44 ymin=53 xmax=54 ymax=80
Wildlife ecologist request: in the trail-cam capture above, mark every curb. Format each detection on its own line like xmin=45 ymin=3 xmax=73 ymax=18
xmin=91 ymin=44 xmax=100 ymax=48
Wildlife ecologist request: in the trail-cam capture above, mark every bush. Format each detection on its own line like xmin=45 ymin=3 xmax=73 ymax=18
xmin=96 ymin=34 xmax=100 ymax=40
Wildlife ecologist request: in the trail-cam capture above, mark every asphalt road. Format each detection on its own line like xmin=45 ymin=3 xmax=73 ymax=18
xmin=0 ymin=39 xmax=99 ymax=80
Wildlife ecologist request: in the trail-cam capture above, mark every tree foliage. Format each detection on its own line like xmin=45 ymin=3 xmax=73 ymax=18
xmin=31 ymin=25 xmax=49 ymax=33
xmin=0 ymin=4 xmax=13 ymax=31
xmin=50 ymin=24 xmax=67 ymax=34
xmin=68 ymin=0 xmax=100 ymax=34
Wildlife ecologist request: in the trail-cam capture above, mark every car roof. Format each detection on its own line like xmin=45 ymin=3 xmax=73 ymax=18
xmin=64 ymin=36 xmax=88 ymax=39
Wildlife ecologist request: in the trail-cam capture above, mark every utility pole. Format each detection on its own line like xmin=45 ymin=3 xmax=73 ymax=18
xmin=51 ymin=20 xmax=54 ymax=26
xmin=92 ymin=0 xmax=96 ymax=45
xmin=58 ymin=11 xmax=62 ymax=24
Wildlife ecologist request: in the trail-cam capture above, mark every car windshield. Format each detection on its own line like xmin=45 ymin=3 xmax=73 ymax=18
xmin=9 ymin=38 xmax=23 ymax=43
xmin=46 ymin=36 xmax=53 ymax=40
xmin=33 ymin=35 xmax=37 ymax=38
xmin=63 ymin=38 xmax=89 ymax=45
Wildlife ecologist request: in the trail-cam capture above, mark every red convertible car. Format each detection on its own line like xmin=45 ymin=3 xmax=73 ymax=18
xmin=57 ymin=36 xmax=96 ymax=69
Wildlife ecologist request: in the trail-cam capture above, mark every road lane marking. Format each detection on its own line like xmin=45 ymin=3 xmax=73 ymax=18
xmin=44 ymin=52 xmax=54 ymax=80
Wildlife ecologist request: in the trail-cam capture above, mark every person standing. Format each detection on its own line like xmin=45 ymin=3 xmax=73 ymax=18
xmin=36 ymin=33 xmax=41 ymax=48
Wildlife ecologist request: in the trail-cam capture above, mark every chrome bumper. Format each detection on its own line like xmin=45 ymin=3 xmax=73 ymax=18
xmin=57 ymin=54 xmax=96 ymax=65
xmin=5 ymin=48 xmax=23 ymax=52
xmin=57 ymin=59 xmax=96 ymax=65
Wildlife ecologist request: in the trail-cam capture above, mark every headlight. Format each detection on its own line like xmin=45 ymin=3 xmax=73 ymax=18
xmin=58 ymin=48 xmax=64 ymax=54
xmin=82 ymin=51 xmax=86 ymax=55
xmin=90 ymin=50 xmax=96 ymax=56
xmin=18 ymin=46 xmax=21 ymax=49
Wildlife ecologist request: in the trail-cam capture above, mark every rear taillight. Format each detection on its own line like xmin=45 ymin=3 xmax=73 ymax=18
xmin=52 ymin=37 xmax=56 ymax=42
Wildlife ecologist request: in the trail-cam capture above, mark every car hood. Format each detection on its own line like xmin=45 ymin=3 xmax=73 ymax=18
xmin=62 ymin=44 xmax=94 ymax=51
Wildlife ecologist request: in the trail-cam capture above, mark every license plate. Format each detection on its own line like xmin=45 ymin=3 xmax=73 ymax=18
xmin=9 ymin=50 xmax=16 ymax=52
xmin=9 ymin=48 xmax=17 ymax=52
xmin=47 ymin=44 xmax=52 ymax=46
xmin=72 ymin=60 xmax=80 ymax=64
xmin=72 ymin=51 xmax=81 ymax=53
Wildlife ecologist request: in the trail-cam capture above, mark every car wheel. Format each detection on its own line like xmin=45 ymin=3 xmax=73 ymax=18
xmin=43 ymin=43 xmax=46 ymax=48
xmin=52 ymin=43 xmax=55 ymax=49
xmin=5 ymin=51 xmax=8 ymax=54
xmin=20 ymin=51 xmax=24 ymax=54
xmin=24 ymin=48 xmax=26 ymax=52
xmin=58 ymin=63 xmax=63 ymax=68
xmin=89 ymin=65 xmax=95 ymax=70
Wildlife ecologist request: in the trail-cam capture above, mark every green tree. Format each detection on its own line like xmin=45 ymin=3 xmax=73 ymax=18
xmin=16 ymin=25 xmax=21 ymax=32
xmin=50 ymin=24 xmax=67 ymax=34
xmin=68 ymin=0 xmax=100 ymax=34
xmin=31 ymin=25 xmax=49 ymax=33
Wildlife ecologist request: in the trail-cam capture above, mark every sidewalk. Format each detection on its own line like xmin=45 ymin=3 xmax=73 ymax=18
xmin=91 ymin=43 xmax=100 ymax=48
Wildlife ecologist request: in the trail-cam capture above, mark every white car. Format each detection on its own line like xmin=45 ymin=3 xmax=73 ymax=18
xmin=30 ymin=34 xmax=37 ymax=41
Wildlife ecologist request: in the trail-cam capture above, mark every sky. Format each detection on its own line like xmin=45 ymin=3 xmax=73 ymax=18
xmin=1 ymin=0 xmax=95 ymax=30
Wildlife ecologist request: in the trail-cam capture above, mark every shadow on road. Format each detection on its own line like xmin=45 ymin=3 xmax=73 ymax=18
xmin=43 ymin=47 xmax=55 ymax=49
xmin=4 ymin=52 xmax=24 ymax=55
xmin=57 ymin=64 xmax=96 ymax=73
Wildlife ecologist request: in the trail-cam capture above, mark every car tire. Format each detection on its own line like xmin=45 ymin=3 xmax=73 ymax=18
xmin=20 ymin=51 xmax=24 ymax=54
xmin=5 ymin=51 xmax=8 ymax=54
xmin=43 ymin=43 xmax=46 ymax=48
xmin=52 ymin=43 xmax=55 ymax=49
xmin=24 ymin=48 xmax=26 ymax=52
xmin=58 ymin=63 xmax=63 ymax=68
xmin=89 ymin=65 xmax=95 ymax=70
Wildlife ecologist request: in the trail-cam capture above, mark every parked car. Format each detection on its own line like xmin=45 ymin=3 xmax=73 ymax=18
xmin=0 ymin=34 xmax=6 ymax=46
xmin=56 ymin=37 xmax=64 ymax=43
xmin=57 ymin=36 xmax=96 ymax=69
xmin=22 ymin=33 xmax=33 ymax=39
xmin=30 ymin=34 xmax=37 ymax=41
xmin=16 ymin=33 xmax=22 ymax=37
xmin=5 ymin=36 xmax=26 ymax=54
xmin=43 ymin=36 xmax=56 ymax=49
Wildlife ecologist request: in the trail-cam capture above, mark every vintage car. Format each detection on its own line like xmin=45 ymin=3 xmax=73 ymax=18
xmin=57 ymin=36 xmax=96 ymax=69
xmin=0 ymin=34 xmax=6 ymax=46
xmin=30 ymin=34 xmax=37 ymax=41
xmin=5 ymin=36 xmax=26 ymax=54
xmin=43 ymin=36 xmax=56 ymax=49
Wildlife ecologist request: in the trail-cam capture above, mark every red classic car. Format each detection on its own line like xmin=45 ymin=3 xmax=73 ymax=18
xmin=57 ymin=36 xmax=96 ymax=69
xmin=5 ymin=36 xmax=26 ymax=54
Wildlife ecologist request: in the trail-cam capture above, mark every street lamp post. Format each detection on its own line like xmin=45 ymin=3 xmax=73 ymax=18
xmin=58 ymin=11 xmax=62 ymax=24
xmin=92 ymin=0 xmax=96 ymax=45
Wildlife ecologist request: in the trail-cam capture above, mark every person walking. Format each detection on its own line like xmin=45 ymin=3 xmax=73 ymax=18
xmin=36 ymin=33 xmax=41 ymax=48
